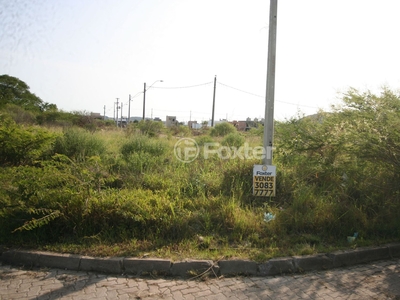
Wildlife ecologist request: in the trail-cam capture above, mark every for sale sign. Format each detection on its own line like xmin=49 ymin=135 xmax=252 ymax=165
xmin=253 ymin=165 xmax=276 ymax=197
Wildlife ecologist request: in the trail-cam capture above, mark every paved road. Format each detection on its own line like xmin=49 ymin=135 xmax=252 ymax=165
xmin=1 ymin=259 xmax=399 ymax=300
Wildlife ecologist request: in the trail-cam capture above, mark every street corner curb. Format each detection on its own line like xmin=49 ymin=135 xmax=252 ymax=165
xmin=328 ymin=246 xmax=390 ymax=268
xmin=37 ymin=251 xmax=80 ymax=270
xmin=218 ymin=260 xmax=257 ymax=276
xmin=79 ymin=256 xmax=123 ymax=274
xmin=258 ymin=257 xmax=295 ymax=276
xmin=387 ymin=243 xmax=400 ymax=258
xmin=1 ymin=243 xmax=399 ymax=278
xmin=352 ymin=246 xmax=390 ymax=264
xmin=123 ymin=258 xmax=171 ymax=276
xmin=1 ymin=250 xmax=42 ymax=268
xmin=170 ymin=260 xmax=215 ymax=278
xmin=293 ymin=254 xmax=334 ymax=273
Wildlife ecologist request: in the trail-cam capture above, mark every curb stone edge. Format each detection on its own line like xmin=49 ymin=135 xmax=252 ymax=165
xmin=0 ymin=243 xmax=399 ymax=278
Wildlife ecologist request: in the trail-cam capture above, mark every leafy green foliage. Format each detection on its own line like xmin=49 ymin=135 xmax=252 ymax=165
xmin=221 ymin=132 xmax=245 ymax=148
xmin=53 ymin=127 xmax=106 ymax=161
xmin=274 ymin=88 xmax=400 ymax=238
xmin=210 ymin=122 xmax=236 ymax=137
xmin=121 ymin=135 xmax=168 ymax=158
xmin=120 ymin=136 xmax=169 ymax=173
xmin=1 ymin=87 xmax=399 ymax=260
xmin=0 ymin=114 xmax=55 ymax=166
xmin=128 ymin=120 xmax=164 ymax=137
xmin=0 ymin=74 xmax=44 ymax=111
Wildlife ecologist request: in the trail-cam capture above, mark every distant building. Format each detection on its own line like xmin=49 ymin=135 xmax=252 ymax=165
xmin=188 ymin=120 xmax=201 ymax=129
xmin=166 ymin=116 xmax=178 ymax=128
xmin=90 ymin=112 xmax=103 ymax=119
xmin=231 ymin=120 xmax=257 ymax=131
xmin=231 ymin=120 xmax=247 ymax=131
xmin=116 ymin=118 xmax=128 ymax=127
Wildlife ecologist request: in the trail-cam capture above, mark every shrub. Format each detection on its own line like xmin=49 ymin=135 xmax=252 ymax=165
xmin=221 ymin=132 xmax=245 ymax=148
xmin=120 ymin=136 xmax=169 ymax=173
xmin=210 ymin=122 xmax=236 ymax=137
xmin=135 ymin=120 xmax=164 ymax=137
xmin=53 ymin=127 xmax=106 ymax=161
xmin=196 ymin=135 xmax=214 ymax=146
xmin=3 ymin=104 xmax=36 ymax=124
xmin=120 ymin=135 xmax=168 ymax=158
xmin=169 ymin=124 xmax=191 ymax=137
xmin=0 ymin=114 xmax=55 ymax=166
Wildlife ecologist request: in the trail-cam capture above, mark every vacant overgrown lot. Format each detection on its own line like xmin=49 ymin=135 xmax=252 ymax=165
xmin=1 ymin=88 xmax=399 ymax=261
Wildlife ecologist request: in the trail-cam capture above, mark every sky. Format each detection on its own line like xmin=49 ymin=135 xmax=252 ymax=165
xmin=1 ymin=0 xmax=400 ymax=122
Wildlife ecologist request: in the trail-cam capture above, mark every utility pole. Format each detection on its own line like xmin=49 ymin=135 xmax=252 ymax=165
xmin=142 ymin=80 xmax=163 ymax=121
xmin=116 ymin=98 xmax=119 ymax=127
xmin=103 ymin=105 xmax=106 ymax=120
xmin=128 ymin=94 xmax=131 ymax=124
xmin=211 ymin=75 xmax=217 ymax=127
xmin=142 ymin=82 xmax=146 ymax=120
xmin=120 ymin=102 xmax=123 ymax=128
xmin=263 ymin=0 xmax=278 ymax=165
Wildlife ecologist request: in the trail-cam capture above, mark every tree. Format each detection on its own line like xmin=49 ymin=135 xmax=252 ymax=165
xmin=0 ymin=74 xmax=44 ymax=111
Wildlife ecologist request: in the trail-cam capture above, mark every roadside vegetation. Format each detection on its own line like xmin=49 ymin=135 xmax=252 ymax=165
xmin=1 ymin=75 xmax=399 ymax=261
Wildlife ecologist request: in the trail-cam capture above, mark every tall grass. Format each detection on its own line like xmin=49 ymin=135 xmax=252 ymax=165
xmin=1 ymin=89 xmax=400 ymax=260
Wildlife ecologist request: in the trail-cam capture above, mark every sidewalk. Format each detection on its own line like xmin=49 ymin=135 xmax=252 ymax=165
xmin=1 ymin=258 xmax=399 ymax=299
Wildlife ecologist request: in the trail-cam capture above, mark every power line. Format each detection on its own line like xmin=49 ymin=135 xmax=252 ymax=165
xmin=115 ymin=80 xmax=319 ymax=118
xmin=218 ymin=81 xmax=320 ymax=109
xmin=152 ymin=81 xmax=213 ymax=89
xmin=218 ymin=82 xmax=264 ymax=98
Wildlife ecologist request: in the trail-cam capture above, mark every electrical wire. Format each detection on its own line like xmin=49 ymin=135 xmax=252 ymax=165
xmin=218 ymin=81 xmax=320 ymax=109
xmin=151 ymin=81 xmax=213 ymax=89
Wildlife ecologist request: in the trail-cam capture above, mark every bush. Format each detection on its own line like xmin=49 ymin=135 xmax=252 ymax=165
xmin=0 ymin=114 xmax=55 ymax=166
xmin=221 ymin=132 xmax=245 ymax=148
xmin=120 ymin=135 xmax=169 ymax=173
xmin=210 ymin=122 xmax=236 ymax=137
xmin=169 ymin=124 xmax=191 ymax=137
xmin=135 ymin=120 xmax=164 ymax=137
xmin=120 ymin=135 xmax=168 ymax=158
xmin=196 ymin=135 xmax=214 ymax=146
xmin=3 ymin=104 xmax=36 ymax=124
xmin=53 ymin=127 xmax=106 ymax=161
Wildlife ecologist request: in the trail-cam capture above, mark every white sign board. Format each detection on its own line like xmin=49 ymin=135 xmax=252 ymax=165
xmin=253 ymin=165 xmax=276 ymax=197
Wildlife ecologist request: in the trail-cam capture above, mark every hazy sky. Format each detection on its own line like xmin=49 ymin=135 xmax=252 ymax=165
xmin=1 ymin=0 xmax=400 ymax=122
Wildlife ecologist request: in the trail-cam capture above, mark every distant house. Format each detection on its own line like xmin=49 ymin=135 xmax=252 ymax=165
xmin=231 ymin=120 xmax=257 ymax=131
xmin=231 ymin=120 xmax=247 ymax=131
xmin=116 ymin=118 xmax=128 ymax=127
xmin=166 ymin=116 xmax=178 ymax=127
xmin=90 ymin=112 xmax=103 ymax=119
xmin=188 ymin=120 xmax=201 ymax=129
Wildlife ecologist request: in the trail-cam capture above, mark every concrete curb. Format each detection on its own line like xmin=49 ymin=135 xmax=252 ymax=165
xmin=1 ymin=243 xmax=399 ymax=278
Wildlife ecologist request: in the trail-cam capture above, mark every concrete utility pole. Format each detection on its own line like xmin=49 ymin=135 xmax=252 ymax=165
xmin=142 ymin=83 xmax=146 ymax=121
xmin=103 ymin=105 xmax=106 ymax=119
xmin=128 ymin=94 xmax=131 ymax=124
xmin=120 ymin=102 xmax=123 ymax=127
xmin=143 ymin=80 xmax=163 ymax=120
xmin=116 ymin=98 xmax=119 ymax=127
xmin=263 ymin=0 xmax=278 ymax=165
xmin=211 ymin=75 xmax=216 ymax=127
